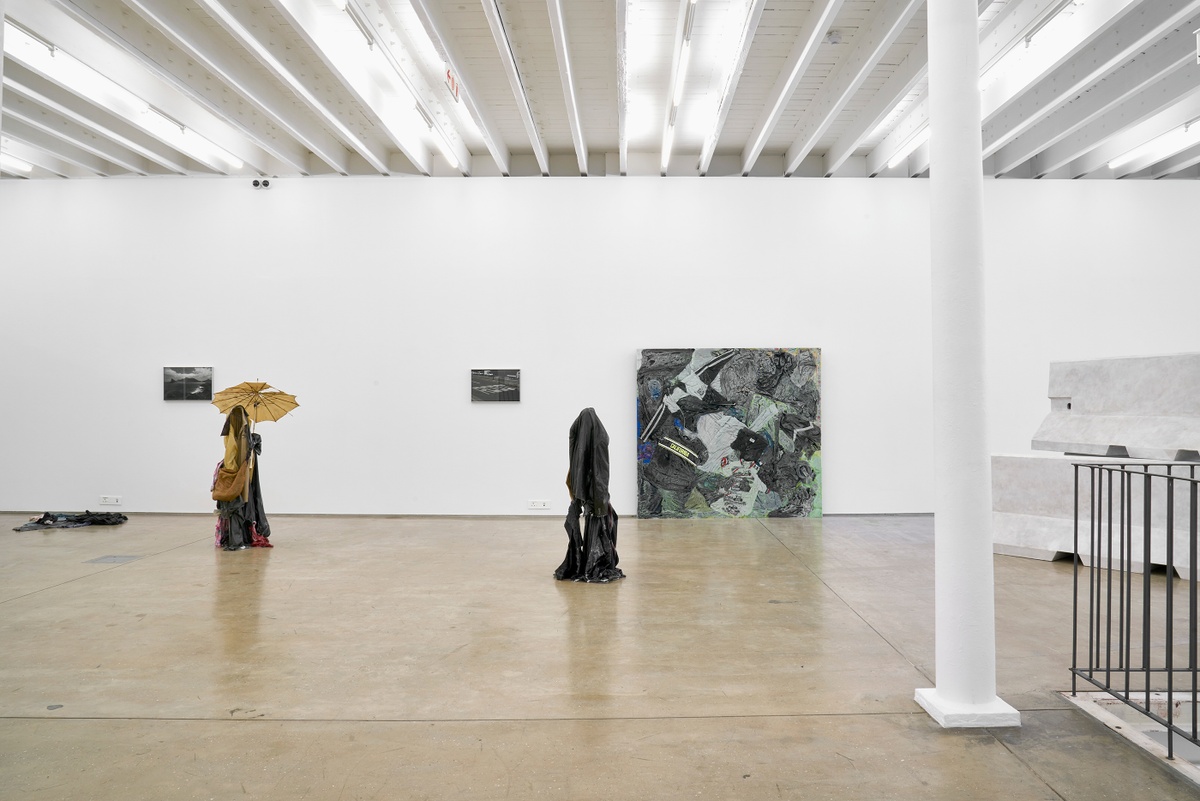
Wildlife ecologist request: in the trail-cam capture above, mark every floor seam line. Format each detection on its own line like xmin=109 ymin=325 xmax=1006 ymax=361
xmin=989 ymin=730 xmax=1070 ymax=801
xmin=758 ymin=517 xmax=936 ymax=686
xmin=0 ymin=710 xmax=934 ymax=724
xmin=0 ymin=536 xmax=213 ymax=606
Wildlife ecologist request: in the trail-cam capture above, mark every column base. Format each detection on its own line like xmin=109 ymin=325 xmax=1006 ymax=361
xmin=915 ymin=688 xmax=1021 ymax=728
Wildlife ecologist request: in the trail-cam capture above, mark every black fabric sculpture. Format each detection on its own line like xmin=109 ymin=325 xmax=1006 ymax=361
xmin=554 ymin=407 xmax=625 ymax=583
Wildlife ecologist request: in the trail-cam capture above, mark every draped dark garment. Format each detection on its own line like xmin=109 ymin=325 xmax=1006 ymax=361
xmin=216 ymin=408 xmax=271 ymax=550
xmin=245 ymin=433 xmax=271 ymax=541
xmin=555 ymin=408 xmax=624 ymax=583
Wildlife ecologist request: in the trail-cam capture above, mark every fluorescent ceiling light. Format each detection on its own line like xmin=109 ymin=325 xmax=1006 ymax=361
xmin=673 ymin=40 xmax=692 ymax=108
xmin=0 ymin=152 xmax=34 ymax=175
xmin=1108 ymin=122 xmax=1200 ymax=170
xmin=1023 ymin=0 xmax=1080 ymax=45
xmin=3 ymin=22 xmax=243 ymax=171
xmin=342 ymin=2 xmax=375 ymax=49
xmin=196 ymin=0 xmax=383 ymax=168
xmin=392 ymin=0 xmax=486 ymax=150
xmin=661 ymin=0 xmax=697 ymax=174
xmin=142 ymin=107 xmax=244 ymax=170
xmin=7 ymin=20 xmax=55 ymax=55
xmin=624 ymin=1 xmax=676 ymax=150
xmin=348 ymin=1 xmax=464 ymax=170
xmin=978 ymin=0 xmax=1082 ymax=92
xmin=414 ymin=103 xmax=459 ymax=169
xmin=661 ymin=120 xmax=677 ymax=174
xmin=887 ymin=126 xmax=930 ymax=169
xmin=698 ymin=0 xmax=765 ymax=173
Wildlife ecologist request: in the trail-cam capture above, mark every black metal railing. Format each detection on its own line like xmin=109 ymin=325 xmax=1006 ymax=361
xmin=1071 ymin=461 xmax=1200 ymax=759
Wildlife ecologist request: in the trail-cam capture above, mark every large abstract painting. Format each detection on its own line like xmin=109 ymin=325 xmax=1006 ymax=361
xmin=636 ymin=348 xmax=821 ymax=518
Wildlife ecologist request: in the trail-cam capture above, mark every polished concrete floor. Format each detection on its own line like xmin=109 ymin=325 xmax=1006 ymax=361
xmin=1 ymin=512 xmax=1196 ymax=800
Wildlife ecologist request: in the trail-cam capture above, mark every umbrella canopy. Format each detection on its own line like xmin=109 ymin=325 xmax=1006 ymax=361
xmin=212 ymin=381 xmax=299 ymax=423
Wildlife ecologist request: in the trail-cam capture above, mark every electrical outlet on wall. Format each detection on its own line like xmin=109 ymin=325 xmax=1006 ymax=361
xmin=99 ymin=495 xmax=122 ymax=505
xmin=528 ymin=500 xmax=550 ymax=510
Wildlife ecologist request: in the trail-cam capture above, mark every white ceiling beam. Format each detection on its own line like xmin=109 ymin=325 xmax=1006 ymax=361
xmin=42 ymin=0 xmax=284 ymax=173
xmin=741 ymin=0 xmax=846 ymax=176
xmin=1113 ymin=133 xmax=1200 ymax=177
xmin=784 ymin=0 xmax=922 ymax=176
xmin=2 ymin=93 xmax=155 ymax=174
xmin=893 ymin=0 xmax=1068 ymax=178
xmin=546 ymin=0 xmax=587 ymax=175
xmin=1 ymin=134 xmax=90 ymax=177
xmin=1032 ymin=66 xmax=1200 ymax=176
xmin=354 ymin=0 xmax=471 ymax=175
xmin=3 ymin=66 xmax=197 ymax=173
xmin=265 ymin=0 xmax=434 ymax=175
xmin=660 ymin=0 xmax=692 ymax=175
xmin=8 ymin=0 xmax=259 ymax=174
xmin=407 ymin=0 xmax=511 ymax=175
xmin=903 ymin=138 xmax=930 ymax=177
xmin=824 ymin=35 xmax=926 ymax=176
xmin=3 ymin=117 xmax=117 ymax=175
xmin=1069 ymin=89 xmax=1200 ymax=176
xmin=0 ymin=162 xmax=32 ymax=178
xmin=697 ymin=0 xmax=767 ymax=175
xmin=481 ymin=0 xmax=550 ymax=176
xmin=981 ymin=0 xmax=1168 ymax=128
xmin=972 ymin=3 xmax=1007 ymax=56
xmin=192 ymin=0 xmax=391 ymax=175
xmin=983 ymin=1 xmax=1200 ymax=161
xmin=837 ymin=1 xmax=982 ymax=178
xmin=93 ymin=0 xmax=344 ymax=174
xmin=978 ymin=0 xmax=1084 ymax=75
xmin=2 ymin=140 xmax=59 ymax=177
xmin=992 ymin=27 xmax=1197 ymax=175
xmin=901 ymin=0 xmax=1166 ymax=179
xmin=1149 ymin=141 xmax=1200 ymax=177
xmin=866 ymin=89 xmax=929 ymax=176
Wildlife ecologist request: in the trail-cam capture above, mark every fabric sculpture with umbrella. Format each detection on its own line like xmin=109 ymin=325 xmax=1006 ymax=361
xmin=210 ymin=381 xmax=298 ymax=550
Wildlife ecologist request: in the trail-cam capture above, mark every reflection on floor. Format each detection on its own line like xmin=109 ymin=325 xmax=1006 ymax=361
xmin=1 ymin=512 xmax=1197 ymax=800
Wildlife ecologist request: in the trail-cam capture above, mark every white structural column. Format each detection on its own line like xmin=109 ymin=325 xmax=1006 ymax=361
xmin=0 ymin=0 xmax=6 ymax=169
xmin=914 ymin=0 xmax=1020 ymax=729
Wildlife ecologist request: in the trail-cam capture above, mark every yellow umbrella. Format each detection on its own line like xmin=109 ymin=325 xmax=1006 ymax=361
xmin=211 ymin=381 xmax=299 ymax=424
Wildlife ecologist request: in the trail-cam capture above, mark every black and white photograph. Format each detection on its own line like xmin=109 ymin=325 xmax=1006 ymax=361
xmin=163 ymin=366 xmax=214 ymax=401
xmin=470 ymin=369 xmax=520 ymax=402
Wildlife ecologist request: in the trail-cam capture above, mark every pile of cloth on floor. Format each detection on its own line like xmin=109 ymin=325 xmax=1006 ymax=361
xmin=13 ymin=511 xmax=129 ymax=532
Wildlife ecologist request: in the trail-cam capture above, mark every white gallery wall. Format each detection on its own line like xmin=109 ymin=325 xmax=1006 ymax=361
xmin=0 ymin=177 xmax=1196 ymax=516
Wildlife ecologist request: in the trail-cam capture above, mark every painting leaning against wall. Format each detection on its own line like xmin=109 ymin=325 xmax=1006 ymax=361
xmin=636 ymin=348 xmax=821 ymax=518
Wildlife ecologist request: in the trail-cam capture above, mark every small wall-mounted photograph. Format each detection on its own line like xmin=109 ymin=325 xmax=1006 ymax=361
xmin=471 ymin=369 xmax=520 ymax=402
xmin=164 ymin=366 xmax=214 ymax=401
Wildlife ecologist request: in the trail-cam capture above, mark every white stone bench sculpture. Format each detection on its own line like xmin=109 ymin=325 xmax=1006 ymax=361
xmin=992 ymin=354 xmax=1200 ymax=574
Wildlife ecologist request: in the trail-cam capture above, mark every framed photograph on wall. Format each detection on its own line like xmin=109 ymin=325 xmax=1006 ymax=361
xmin=164 ymin=367 xmax=214 ymax=401
xmin=471 ymin=369 xmax=520 ymax=402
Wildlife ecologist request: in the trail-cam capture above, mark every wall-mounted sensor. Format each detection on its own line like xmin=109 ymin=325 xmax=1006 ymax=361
xmin=252 ymin=179 xmax=272 ymax=189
